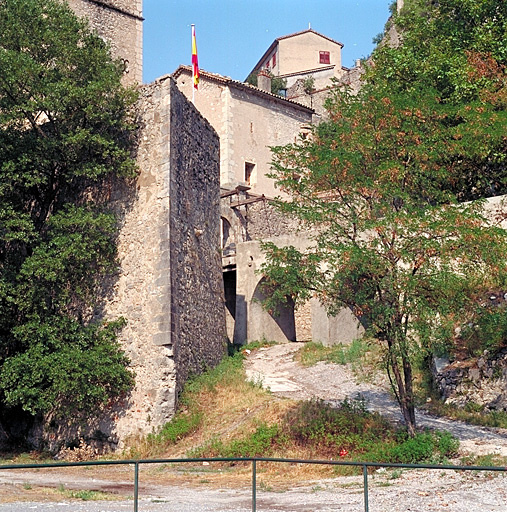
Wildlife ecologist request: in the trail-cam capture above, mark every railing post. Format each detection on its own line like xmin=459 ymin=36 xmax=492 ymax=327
xmin=252 ymin=458 xmax=257 ymax=512
xmin=363 ymin=464 xmax=369 ymax=512
xmin=134 ymin=461 xmax=139 ymax=512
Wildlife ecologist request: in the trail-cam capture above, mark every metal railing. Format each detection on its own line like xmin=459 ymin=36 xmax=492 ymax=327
xmin=0 ymin=456 xmax=506 ymax=511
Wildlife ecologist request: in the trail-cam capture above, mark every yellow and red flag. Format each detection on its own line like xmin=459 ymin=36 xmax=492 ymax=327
xmin=191 ymin=25 xmax=199 ymax=90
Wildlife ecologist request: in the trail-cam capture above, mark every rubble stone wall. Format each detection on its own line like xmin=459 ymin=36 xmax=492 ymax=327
xmin=432 ymin=349 xmax=507 ymax=411
xmin=66 ymin=0 xmax=143 ymax=84
xmin=39 ymin=77 xmax=225 ymax=450
xmin=168 ymin=80 xmax=227 ymax=398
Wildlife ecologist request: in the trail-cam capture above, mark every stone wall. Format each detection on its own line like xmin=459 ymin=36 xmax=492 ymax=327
xmin=109 ymin=76 xmax=225 ymax=441
xmin=67 ymin=0 xmax=143 ymax=85
xmin=36 ymin=77 xmax=226 ymax=451
xmin=168 ymin=81 xmax=227 ymax=397
xmin=432 ymin=349 xmax=507 ymax=411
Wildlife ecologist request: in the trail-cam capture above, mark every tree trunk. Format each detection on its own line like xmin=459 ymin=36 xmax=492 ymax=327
xmin=387 ymin=337 xmax=416 ymax=436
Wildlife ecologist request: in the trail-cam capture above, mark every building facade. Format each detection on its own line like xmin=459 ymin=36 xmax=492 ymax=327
xmin=248 ymin=29 xmax=346 ymax=91
xmin=173 ymin=66 xmax=314 ymax=198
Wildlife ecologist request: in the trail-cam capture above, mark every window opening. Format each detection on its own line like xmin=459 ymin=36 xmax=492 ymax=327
xmin=319 ymin=51 xmax=330 ymax=64
xmin=245 ymin=162 xmax=255 ymax=186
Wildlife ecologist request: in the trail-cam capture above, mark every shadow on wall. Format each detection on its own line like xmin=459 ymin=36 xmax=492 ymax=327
xmin=250 ymin=277 xmax=296 ymax=342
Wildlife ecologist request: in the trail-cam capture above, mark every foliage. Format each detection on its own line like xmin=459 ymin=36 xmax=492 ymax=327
xmin=374 ymin=0 xmax=507 ymax=201
xmin=245 ymin=70 xmax=287 ymax=96
xmin=302 ymin=75 xmax=316 ymax=94
xmin=460 ymin=303 xmax=507 ymax=356
xmin=284 ymin=399 xmax=458 ymax=464
xmin=261 ymin=0 xmax=507 ymax=435
xmin=0 ymin=0 xmax=137 ymax=426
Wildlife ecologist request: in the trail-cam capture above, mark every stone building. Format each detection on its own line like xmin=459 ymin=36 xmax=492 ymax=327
xmin=172 ymin=64 xmax=363 ymax=348
xmin=61 ymin=0 xmax=227 ymax=448
xmin=173 ymin=65 xmax=314 ymax=198
xmin=66 ymin=0 xmax=143 ymax=85
xmin=248 ymin=28 xmax=347 ymax=91
xmin=62 ymin=0 xmax=366 ymax=447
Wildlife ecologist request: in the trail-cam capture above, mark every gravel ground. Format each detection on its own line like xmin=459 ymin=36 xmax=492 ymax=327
xmin=1 ymin=342 xmax=507 ymax=511
xmin=244 ymin=342 xmax=507 ymax=456
xmin=0 ymin=469 xmax=506 ymax=511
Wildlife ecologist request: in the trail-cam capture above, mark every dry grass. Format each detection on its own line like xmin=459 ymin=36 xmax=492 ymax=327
xmin=122 ymin=348 xmax=351 ymax=484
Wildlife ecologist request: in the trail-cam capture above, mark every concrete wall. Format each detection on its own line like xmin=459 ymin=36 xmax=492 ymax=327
xmin=66 ymin=0 xmax=143 ymax=85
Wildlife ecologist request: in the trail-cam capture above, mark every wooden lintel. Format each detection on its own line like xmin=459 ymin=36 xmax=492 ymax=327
xmin=230 ymin=195 xmax=266 ymax=208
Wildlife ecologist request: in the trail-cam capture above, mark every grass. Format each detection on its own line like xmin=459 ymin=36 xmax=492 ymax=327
xmin=56 ymin=485 xmax=115 ymax=501
xmin=422 ymin=397 xmax=507 ymax=430
xmin=125 ymin=344 xmax=460 ymax=482
xmin=296 ymin=339 xmax=371 ymax=368
xmin=126 ymin=345 xmax=293 ymax=460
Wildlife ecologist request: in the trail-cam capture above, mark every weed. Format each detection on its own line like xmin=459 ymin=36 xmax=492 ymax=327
xmin=424 ymin=398 xmax=507 ymax=429
xmin=22 ymin=482 xmax=32 ymax=490
xmin=148 ymin=410 xmax=202 ymax=445
xmin=297 ymin=340 xmax=370 ymax=368
xmin=283 ymin=399 xmax=459 ymax=465
xmin=258 ymin=480 xmax=273 ymax=492
xmin=388 ymin=469 xmax=403 ymax=479
xmin=242 ymin=339 xmax=278 ymax=351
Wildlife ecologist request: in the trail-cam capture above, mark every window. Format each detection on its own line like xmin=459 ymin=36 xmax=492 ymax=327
xmin=319 ymin=51 xmax=330 ymax=64
xmin=272 ymin=53 xmax=276 ymax=67
xmin=245 ymin=162 xmax=255 ymax=186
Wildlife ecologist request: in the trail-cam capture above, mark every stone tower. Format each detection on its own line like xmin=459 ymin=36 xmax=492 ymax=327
xmin=66 ymin=0 xmax=143 ymax=84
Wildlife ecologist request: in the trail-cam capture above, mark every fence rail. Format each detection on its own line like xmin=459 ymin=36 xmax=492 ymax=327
xmin=1 ymin=456 xmax=506 ymax=511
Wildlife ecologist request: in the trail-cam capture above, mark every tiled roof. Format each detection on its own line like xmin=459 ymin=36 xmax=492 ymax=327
xmin=172 ymin=65 xmax=314 ymax=113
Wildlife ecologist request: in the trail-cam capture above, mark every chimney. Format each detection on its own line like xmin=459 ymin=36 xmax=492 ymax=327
xmin=397 ymin=0 xmax=404 ymax=12
xmin=257 ymin=69 xmax=272 ymax=93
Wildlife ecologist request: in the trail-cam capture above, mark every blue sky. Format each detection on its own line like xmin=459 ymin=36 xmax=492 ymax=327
xmin=142 ymin=0 xmax=393 ymax=84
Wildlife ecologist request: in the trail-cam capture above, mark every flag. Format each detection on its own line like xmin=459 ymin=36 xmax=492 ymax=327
xmin=192 ymin=25 xmax=199 ymax=90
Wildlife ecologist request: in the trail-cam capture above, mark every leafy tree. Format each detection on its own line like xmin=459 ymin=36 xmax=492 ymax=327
xmin=374 ymin=0 xmax=507 ymax=201
xmin=261 ymin=0 xmax=507 ymax=435
xmin=0 ymin=0 xmax=137 ymax=431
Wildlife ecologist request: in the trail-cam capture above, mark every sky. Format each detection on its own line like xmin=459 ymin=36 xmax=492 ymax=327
xmin=142 ymin=0 xmax=393 ymax=84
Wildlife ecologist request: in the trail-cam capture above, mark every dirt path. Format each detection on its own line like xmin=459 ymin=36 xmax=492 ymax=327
xmin=244 ymin=342 xmax=507 ymax=457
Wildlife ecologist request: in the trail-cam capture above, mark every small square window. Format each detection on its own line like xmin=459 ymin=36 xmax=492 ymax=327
xmin=245 ymin=162 xmax=255 ymax=186
xmin=319 ymin=51 xmax=330 ymax=64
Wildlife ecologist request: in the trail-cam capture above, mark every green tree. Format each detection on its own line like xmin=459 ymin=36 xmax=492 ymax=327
xmin=0 ymin=0 xmax=137 ymax=431
xmin=261 ymin=0 xmax=507 ymax=435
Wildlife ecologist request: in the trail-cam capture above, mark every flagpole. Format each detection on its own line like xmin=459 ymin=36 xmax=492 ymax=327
xmin=191 ymin=24 xmax=195 ymax=104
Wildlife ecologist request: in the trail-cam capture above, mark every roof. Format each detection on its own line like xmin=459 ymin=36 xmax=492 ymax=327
xmin=248 ymin=28 xmax=345 ymax=79
xmin=172 ymin=65 xmax=314 ymax=114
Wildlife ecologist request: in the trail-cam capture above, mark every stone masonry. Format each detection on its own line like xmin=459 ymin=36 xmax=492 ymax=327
xmin=66 ymin=0 xmax=143 ymax=85
xmin=103 ymin=76 xmax=226 ymax=444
